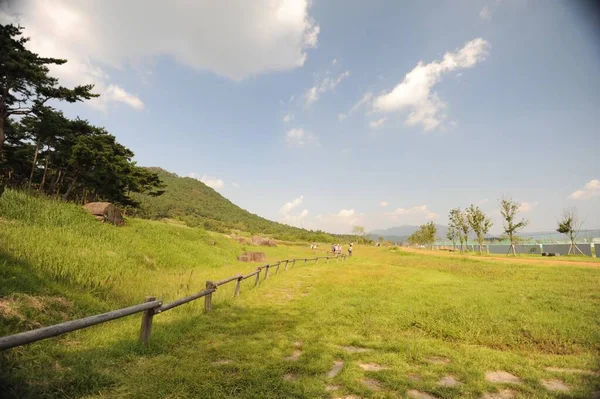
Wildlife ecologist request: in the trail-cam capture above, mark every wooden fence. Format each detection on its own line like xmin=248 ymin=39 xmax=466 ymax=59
xmin=0 ymin=254 xmax=347 ymax=351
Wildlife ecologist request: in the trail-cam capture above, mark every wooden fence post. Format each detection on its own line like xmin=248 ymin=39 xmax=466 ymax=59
xmin=284 ymin=260 xmax=289 ymax=271
xmin=255 ymin=268 xmax=261 ymax=287
xmin=234 ymin=276 xmax=242 ymax=297
xmin=139 ymin=296 xmax=156 ymax=346
xmin=276 ymin=262 xmax=280 ymax=275
xmin=316 ymin=257 xmax=319 ymax=264
xmin=304 ymin=258 xmax=307 ymax=265
xmin=205 ymin=281 xmax=215 ymax=313
xmin=264 ymin=265 xmax=270 ymax=280
xmin=292 ymin=259 xmax=296 ymax=268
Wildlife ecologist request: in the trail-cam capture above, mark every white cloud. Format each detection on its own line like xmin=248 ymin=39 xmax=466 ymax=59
xmin=379 ymin=201 xmax=389 ymax=207
xmin=373 ymin=38 xmax=490 ymax=131
xmin=369 ymin=117 xmax=387 ymax=129
xmin=569 ymin=179 xmax=600 ymax=200
xmin=316 ymin=209 xmax=364 ymax=231
xmin=0 ymin=0 xmax=320 ymax=111
xmin=280 ymin=195 xmax=308 ymax=226
xmin=304 ymin=70 xmax=350 ymax=106
xmin=283 ymin=113 xmax=294 ymax=123
xmin=285 ymin=128 xmax=318 ymax=147
xmin=339 ymin=92 xmax=373 ymax=121
xmin=188 ymin=173 xmax=224 ymax=189
xmin=103 ymin=85 xmax=144 ymax=110
xmin=386 ymin=205 xmax=439 ymax=220
xmin=480 ymin=5 xmax=491 ymax=20
xmin=518 ymin=201 xmax=539 ymax=213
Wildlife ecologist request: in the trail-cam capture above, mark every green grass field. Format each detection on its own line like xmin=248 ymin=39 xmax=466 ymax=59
xmin=1 ymin=190 xmax=599 ymax=398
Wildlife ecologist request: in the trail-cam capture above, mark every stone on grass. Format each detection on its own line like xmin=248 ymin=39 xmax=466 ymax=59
xmin=358 ymin=363 xmax=389 ymax=371
xmin=325 ymin=384 xmax=341 ymax=391
xmin=425 ymin=356 xmax=450 ymax=365
xmin=406 ymin=389 xmax=439 ymax=399
xmin=83 ymin=202 xmax=124 ymax=226
xmin=437 ymin=376 xmax=462 ymax=387
xmin=251 ymin=236 xmax=277 ymax=247
xmin=341 ymin=345 xmax=372 ymax=353
xmin=485 ymin=371 xmax=522 ymax=384
xmin=285 ymin=350 xmax=302 ymax=361
xmin=237 ymin=251 xmax=266 ymax=262
xmin=481 ymin=389 xmax=516 ymax=399
xmin=361 ymin=378 xmax=382 ymax=391
xmin=328 ymin=360 xmax=344 ymax=378
xmin=540 ymin=379 xmax=570 ymax=392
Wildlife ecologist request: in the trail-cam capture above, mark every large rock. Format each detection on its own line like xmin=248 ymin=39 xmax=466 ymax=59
xmin=237 ymin=252 xmax=266 ymax=262
xmin=251 ymin=236 xmax=277 ymax=247
xmin=83 ymin=202 xmax=124 ymax=226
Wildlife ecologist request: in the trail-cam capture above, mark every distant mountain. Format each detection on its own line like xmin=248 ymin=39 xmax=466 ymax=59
xmin=369 ymin=224 xmax=600 ymax=243
xmin=130 ymin=168 xmax=355 ymax=242
xmin=369 ymin=224 xmax=449 ymax=242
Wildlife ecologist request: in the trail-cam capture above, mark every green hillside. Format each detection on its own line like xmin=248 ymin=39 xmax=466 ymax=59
xmin=131 ymin=168 xmax=355 ymax=243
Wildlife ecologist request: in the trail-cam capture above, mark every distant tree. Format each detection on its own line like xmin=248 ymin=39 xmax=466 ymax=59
xmin=446 ymin=226 xmax=459 ymax=250
xmin=408 ymin=222 xmax=436 ymax=248
xmin=449 ymin=208 xmax=469 ymax=252
xmin=557 ymin=206 xmax=585 ymax=255
xmin=423 ymin=221 xmax=437 ymax=248
xmin=466 ymin=204 xmax=493 ymax=254
xmin=0 ymin=24 xmax=97 ymax=157
xmin=352 ymin=225 xmax=365 ymax=243
xmin=500 ymin=197 xmax=529 ymax=256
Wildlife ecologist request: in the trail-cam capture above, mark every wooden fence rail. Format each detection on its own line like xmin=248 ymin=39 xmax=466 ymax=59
xmin=0 ymin=254 xmax=348 ymax=351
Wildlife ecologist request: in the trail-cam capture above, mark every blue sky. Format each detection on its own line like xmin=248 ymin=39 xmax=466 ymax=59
xmin=3 ymin=0 xmax=599 ymax=234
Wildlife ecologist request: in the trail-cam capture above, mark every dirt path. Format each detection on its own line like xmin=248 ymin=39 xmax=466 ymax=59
xmin=401 ymin=247 xmax=600 ymax=267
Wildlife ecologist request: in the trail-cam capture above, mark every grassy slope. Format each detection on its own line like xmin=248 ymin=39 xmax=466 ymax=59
xmin=1 ymin=190 xmax=599 ymax=398
xmin=130 ymin=168 xmax=348 ymax=242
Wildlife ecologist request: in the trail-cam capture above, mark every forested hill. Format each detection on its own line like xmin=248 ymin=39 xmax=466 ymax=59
xmin=131 ymin=168 xmax=353 ymax=243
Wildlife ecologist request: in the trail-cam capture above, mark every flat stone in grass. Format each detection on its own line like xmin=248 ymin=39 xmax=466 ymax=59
xmin=425 ymin=356 xmax=450 ymax=365
xmin=406 ymin=389 xmax=439 ymax=399
xmin=540 ymin=379 xmax=570 ymax=392
xmin=361 ymin=378 xmax=382 ymax=391
xmin=485 ymin=371 xmax=522 ymax=384
xmin=545 ymin=367 xmax=599 ymax=376
xmin=358 ymin=363 xmax=389 ymax=371
xmin=285 ymin=350 xmax=302 ymax=361
xmin=293 ymin=341 xmax=303 ymax=347
xmin=325 ymin=384 xmax=341 ymax=391
xmin=328 ymin=360 xmax=344 ymax=378
xmin=481 ymin=389 xmax=516 ymax=399
xmin=341 ymin=345 xmax=372 ymax=353
xmin=437 ymin=376 xmax=462 ymax=387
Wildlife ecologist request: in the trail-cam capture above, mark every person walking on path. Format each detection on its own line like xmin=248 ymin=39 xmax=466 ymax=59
xmin=348 ymin=243 xmax=353 ymax=257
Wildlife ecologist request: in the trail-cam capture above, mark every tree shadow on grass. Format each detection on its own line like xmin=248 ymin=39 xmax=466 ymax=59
xmin=0 ymin=253 xmax=320 ymax=398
